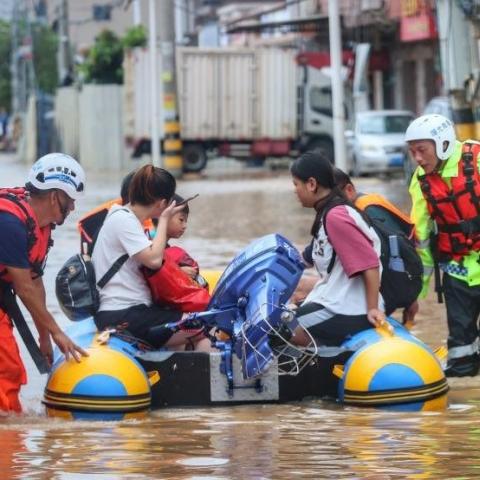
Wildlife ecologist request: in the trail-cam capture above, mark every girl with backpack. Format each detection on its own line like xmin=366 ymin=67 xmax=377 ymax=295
xmin=290 ymin=151 xmax=386 ymax=347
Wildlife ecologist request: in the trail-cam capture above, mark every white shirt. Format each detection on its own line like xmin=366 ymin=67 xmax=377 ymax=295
xmin=304 ymin=205 xmax=384 ymax=315
xmin=92 ymin=204 xmax=152 ymax=311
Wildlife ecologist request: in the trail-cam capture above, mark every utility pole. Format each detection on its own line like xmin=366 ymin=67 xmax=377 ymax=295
xmin=10 ymin=1 xmax=20 ymax=115
xmin=328 ymin=0 xmax=347 ymax=171
xmin=132 ymin=0 xmax=141 ymax=25
xmin=148 ymin=0 xmax=161 ymax=167
xmin=11 ymin=0 xmax=34 ymax=114
xmin=57 ymin=0 xmax=71 ymax=85
xmin=436 ymin=0 xmax=475 ymax=140
xmin=159 ymin=0 xmax=183 ymax=176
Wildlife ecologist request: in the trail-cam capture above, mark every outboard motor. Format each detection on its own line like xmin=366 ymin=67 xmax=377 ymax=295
xmin=188 ymin=234 xmax=305 ymax=383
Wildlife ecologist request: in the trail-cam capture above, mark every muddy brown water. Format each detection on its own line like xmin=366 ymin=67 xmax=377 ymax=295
xmin=1 ymin=155 xmax=480 ymax=479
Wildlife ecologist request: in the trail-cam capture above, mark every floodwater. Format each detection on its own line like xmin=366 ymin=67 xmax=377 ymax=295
xmin=1 ymin=154 xmax=480 ymax=479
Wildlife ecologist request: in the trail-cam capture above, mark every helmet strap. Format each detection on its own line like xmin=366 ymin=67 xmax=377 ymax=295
xmin=55 ymin=190 xmax=70 ymax=224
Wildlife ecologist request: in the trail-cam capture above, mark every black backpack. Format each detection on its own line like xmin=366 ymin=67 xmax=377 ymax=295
xmin=322 ymin=199 xmax=423 ymax=315
xmin=56 ymin=253 xmax=128 ymax=321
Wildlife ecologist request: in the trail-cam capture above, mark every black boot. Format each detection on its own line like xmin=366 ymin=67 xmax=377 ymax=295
xmin=445 ymin=353 xmax=480 ymax=378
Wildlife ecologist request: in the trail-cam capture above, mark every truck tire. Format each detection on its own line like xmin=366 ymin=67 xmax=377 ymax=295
xmin=306 ymin=139 xmax=334 ymax=163
xmin=183 ymin=144 xmax=207 ymax=172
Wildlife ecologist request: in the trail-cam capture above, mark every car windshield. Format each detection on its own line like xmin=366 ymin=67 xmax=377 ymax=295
xmin=358 ymin=114 xmax=413 ymax=134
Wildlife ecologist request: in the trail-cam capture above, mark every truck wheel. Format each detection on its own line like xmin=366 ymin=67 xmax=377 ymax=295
xmin=307 ymin=140 xmax=334 ymax=163
xmin=183 ymin=144 xmax=207 ymax=172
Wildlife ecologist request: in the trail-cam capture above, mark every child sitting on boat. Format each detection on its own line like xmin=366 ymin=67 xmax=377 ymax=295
xmin=289 ymin=151 xmax=385 ymax=347
xmin=164 ymin=194 xmax=206 ymax=285
xmin=143 ymin=194 xmax=211 ymax=313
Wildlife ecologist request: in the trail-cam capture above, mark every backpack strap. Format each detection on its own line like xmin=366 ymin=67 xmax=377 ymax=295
xmin=95 ymin=207 xmax=133 ymax=288
xmin=96 ymin=254 xmax=129 ymax=289
xmin=320 ymin=196 xmax=347 ymax=275
xmin=0 ymin=284 xmax=50 ymax=374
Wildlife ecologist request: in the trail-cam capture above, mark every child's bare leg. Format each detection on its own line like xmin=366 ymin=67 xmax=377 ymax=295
xmin=291 ymin=274 xmax=318 ymax=304
xmin=290 ymin=325 xmax=313 ymax=347
xmin=194 ymin=336 xmax=216 ymax=352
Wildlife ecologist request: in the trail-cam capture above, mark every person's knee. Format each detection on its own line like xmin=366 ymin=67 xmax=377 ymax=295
xmin=290 ymin=326 xmax=313 ymax=346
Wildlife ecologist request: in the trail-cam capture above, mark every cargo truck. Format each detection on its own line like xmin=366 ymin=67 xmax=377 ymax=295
xmin=131 ymin=47 xmax=352 ymax=172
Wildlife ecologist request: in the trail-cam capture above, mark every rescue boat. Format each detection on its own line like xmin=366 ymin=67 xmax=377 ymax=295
xmin=44 ymin=234 xmax=448 ymax=420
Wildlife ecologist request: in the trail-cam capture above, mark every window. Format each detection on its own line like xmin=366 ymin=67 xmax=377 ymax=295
xmin=358 ymin=115 xmax=413 ymax=134
xmin=310 ymin=87 xmax=332 ymax=117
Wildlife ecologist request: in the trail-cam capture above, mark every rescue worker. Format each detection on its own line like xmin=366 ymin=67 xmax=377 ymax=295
xmin=405 ymin=113 xmax=480 ymax=377
xmin=0 ymin=153 xmax=88 ymax=412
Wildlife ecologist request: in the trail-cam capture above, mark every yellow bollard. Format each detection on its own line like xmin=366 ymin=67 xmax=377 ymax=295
xmin=164 ymin=119 xmax=183 ymax=176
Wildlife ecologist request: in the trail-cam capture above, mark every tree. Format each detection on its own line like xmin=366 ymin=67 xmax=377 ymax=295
xmin=81 ymin=29 xmax=124 ymax=84
xmin=0 ymin=20 xmax=11 ymax=111
xmin=0 ymin=19 xmax=58 ymax=112
xmin=123 ymin=25 xmax=147 ymax=50
xmin=32 ymin=23 xmax=58 ymax=93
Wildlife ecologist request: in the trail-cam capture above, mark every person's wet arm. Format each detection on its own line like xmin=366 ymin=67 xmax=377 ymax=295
xmin=327 ymin=207 xmax=384 ymax=325
xmin=134 ymin=202 xmax=187 ymax=270
xmin=33 ymin=277 xmax=53 ymax=362
xmin=362 ymin=267 xmax=385 ymax=327
xmin=409 ymin=173 xmax=435 ymax=297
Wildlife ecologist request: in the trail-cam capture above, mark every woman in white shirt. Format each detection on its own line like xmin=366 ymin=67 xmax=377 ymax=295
xmin=92 ymin=165 xmax=210 ymax=350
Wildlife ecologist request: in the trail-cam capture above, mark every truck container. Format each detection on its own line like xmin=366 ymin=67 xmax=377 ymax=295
xmin=130 ymin=46 xmax=346 ymax=172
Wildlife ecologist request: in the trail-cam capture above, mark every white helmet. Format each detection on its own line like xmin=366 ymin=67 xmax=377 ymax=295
xmin=27 ymin=153 xmax=85 ymax=200
xmin=404 ymin=114 xmax=456 ymax=160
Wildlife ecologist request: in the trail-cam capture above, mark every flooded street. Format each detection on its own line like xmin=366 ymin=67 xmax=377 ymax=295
xmin=1 ymin=154 xmax=480 ymax=479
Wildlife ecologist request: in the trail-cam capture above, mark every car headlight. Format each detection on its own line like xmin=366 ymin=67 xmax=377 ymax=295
xmin=360 ymin=144 xmax=383 ymax=154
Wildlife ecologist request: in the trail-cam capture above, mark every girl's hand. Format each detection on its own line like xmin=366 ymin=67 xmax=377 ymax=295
xmin=39 ymin=334 xmax=53 ymax=367
xmin=180 ymin=265 xmax=197 ymax=279
xmin=367 ymin=308 xmax=386 ymax=328
xmin=159 ymin=200 xmax=186 ymax=221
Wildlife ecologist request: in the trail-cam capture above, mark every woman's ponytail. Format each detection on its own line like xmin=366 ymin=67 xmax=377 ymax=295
xmin=129 ymin=165 xmax=176 ymax=206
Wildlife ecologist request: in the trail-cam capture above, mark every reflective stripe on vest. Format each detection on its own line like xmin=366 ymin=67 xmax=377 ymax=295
xmin=448 ymin=338 xmax=479 ymax=360
xmin=418 ymin=142 xmax=480 ymax=261
xmin=355 ymin=193 xmax=413 ymax=226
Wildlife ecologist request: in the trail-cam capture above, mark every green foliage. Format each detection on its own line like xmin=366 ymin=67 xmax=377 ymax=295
xmin=81 ymin=29 xmax=124 ymax=84
xmin=0 ymin=20 xmax=58 ymax=111
xmin=123 ymin=25 xmax=147 ymax=49
xmin=0 ymin=20 xmax=11 ymax=110
xmin=32 ymin=24 xmax=58 ymax=94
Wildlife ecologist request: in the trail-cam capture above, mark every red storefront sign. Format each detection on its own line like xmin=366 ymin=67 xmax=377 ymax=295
xmin=296 ymin=50 xmax=390 ymax=72
xmin=400 ymin=11 xmax=437 ymax=42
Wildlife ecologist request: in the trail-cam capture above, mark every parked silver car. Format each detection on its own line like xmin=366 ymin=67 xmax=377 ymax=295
xmin=346 ymin=110 xmax=414 ymax=176
xmin=423 ymin=96 xmax=453 ymax=119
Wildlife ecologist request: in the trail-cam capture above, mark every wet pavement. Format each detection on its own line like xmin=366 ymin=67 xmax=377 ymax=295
xmin=1 ymin=152 xmax=480 ymax=479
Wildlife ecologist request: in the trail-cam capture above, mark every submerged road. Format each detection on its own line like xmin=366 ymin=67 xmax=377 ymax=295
xmin=0 ymin=152 xmax=479 ymax=479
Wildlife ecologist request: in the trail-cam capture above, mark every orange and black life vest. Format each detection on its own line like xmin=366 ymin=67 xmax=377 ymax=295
xmin=0 ymin=188 xmax=53 ymax=283
xmin=418 ymin=142 xmax=480 ymax=262
xmin=78 ymin=198 xmax=155 ymax=255
xmin=355 ymin=193 xmax=415 ymax=240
